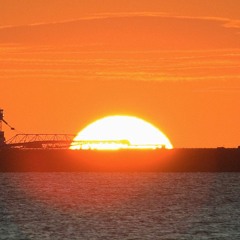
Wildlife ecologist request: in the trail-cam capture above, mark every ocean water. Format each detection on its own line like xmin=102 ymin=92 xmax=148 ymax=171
xmin=0 ymin=173 xmax=240 ymax=240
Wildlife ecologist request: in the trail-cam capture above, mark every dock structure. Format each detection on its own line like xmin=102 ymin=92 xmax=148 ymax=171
xmin=5 ymin=134 xmax=165 ymax=150
xmin=5 ymin=134 xmax=130 ymax=149
xmin=5 ymin=134 xmax=76 ymax=149
xmin=0 ymin=109 xmax=77 ymax=149
xmin=0 ymin=109 xmax=167 ymax=150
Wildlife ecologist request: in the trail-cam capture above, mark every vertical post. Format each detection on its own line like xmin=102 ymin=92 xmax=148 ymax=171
xmin=0 ymin=109 xmax=3 ymax=131
xmin=0 ymin=109 xmax=5 ymax=146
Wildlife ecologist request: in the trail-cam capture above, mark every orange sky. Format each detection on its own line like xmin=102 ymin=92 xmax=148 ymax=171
xmin=0 ymin=0 xmax=240 ymax=148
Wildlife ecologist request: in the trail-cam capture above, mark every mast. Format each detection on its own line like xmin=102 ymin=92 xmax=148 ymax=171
xmin=0 ymin=109 xmax=15 ymax=147
xmin=0 ymin=109 xmax=5 ymax=146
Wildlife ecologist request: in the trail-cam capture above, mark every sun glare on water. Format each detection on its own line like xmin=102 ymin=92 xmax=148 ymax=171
xmin=71 ymin=115 xmax=173 ymax=150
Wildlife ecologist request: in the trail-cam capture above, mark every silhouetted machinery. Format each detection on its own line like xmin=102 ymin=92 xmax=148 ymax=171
xmin=0 ymin=109 xmax=15 ymax=146
xmin=0 ymin=109 xmax=75 ymax=149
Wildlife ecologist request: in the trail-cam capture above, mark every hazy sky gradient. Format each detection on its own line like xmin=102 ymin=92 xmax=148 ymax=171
xmin=0 ymin=0 xmax=239 ymax=147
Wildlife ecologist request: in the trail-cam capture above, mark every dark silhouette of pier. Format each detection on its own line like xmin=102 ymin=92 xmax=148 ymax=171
xmin=1 ymin=147 xmax=240 ymax=172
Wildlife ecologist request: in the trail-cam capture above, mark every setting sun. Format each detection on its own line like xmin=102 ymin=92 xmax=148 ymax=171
xmin=71 ymin=116 xmax=173 ymax=150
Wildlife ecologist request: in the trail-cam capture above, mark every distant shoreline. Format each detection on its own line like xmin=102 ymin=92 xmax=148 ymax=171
xmin=1 ymin=148 xmax=240 ymax=172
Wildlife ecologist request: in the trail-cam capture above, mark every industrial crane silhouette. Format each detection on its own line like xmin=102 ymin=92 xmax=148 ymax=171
xmin=0 ymin=109 xmax=15 ymax=130
xmin=0 ymin=109 xmax=143 ymax=149
xmin=0 ymin=109 xmax=15 ymax=146
xmin=0 ymin=109 xmax=76 ymax=149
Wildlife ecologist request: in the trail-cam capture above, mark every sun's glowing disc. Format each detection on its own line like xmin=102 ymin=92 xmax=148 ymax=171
xmin=71 ymin=115 xmax=173 ymax=150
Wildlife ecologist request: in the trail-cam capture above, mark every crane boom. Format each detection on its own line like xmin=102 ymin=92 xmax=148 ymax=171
xmin=0 ymin=109 xmax=15 ymax=131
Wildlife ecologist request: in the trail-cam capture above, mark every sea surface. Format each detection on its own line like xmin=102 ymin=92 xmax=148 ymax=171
xmin=0 ymin=173 xmax=240 ymax=240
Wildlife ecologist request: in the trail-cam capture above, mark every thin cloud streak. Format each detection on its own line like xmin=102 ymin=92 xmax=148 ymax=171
xmin=194 ymin=87 xmax=240 ymax=93
xmin=0 ymin=49 xmax=239 ymax=83
xmin=0 ymin=12 xmax=239 ymax=30
xmin=0 ymin=14 xmax=238 ymax=51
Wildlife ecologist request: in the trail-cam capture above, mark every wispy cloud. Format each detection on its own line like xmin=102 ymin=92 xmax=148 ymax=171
xmin=0 ymin=13 xmax=239 ymax=51
xmin=0 ymin=12 xmax=239 ymax=30
xmin=194 ymin=87 xmax=240 ymax=93
xmin=94 ymin=12 xmax=240 ymax=30
xmin=0 ymin=48 xmax=239 ymax=83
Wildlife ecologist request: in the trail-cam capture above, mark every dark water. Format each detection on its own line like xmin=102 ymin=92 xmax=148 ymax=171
xmin=0 ymin=173 xmax=240 ymax=239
